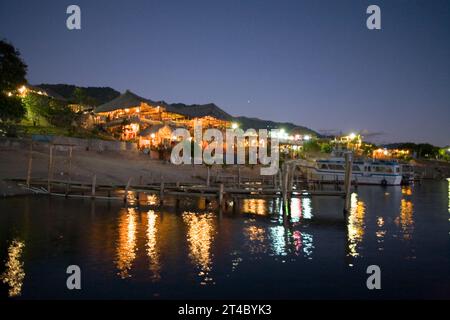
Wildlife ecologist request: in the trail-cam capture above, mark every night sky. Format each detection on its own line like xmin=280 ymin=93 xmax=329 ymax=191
xmin=1 ymin=0 xmax=449 ymax=146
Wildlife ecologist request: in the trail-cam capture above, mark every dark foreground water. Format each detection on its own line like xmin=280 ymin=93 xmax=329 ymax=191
xmin=0 ymin=180 xmax=449 ymax=300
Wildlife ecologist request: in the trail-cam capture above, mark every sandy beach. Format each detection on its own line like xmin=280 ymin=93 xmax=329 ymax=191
xmin=0 ymin=141 xmax=263 ymax=197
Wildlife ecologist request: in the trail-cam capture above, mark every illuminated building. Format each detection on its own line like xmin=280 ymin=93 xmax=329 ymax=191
xmin=94 ymin=90 xmax=232 ymax=144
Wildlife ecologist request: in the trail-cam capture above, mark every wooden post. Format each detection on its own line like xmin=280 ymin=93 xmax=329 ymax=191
xmin=218 ymin=183 xmax=224 ymax=209
xmin=278 ymin=169 xmax=283 ymax=191
xmin=47 ymin=145 xmax=54 ymax=193
xmin=206 ymin=166 xmax=211 ymax=187
xmin=68 ymin=146 xmax=73 ymax=182
xmin=91 ymin=174 xmax=97 ymax=199
xmin=283 ymin=164 xmax=291 ymax=216
xmin=288 ymin=164 xmax=295 ymax=193
xmin=343 ymin=152 xmax=353 ymax=215
xmin=138 ymin=175 xmax=144 ymax=204
xmin=124 ymin=177 xmax=132 ymax=204
xmin=26 ymin=140 xmax=33 ymax=187
xmin=283 ymin=164 xmax=289 ymax=204
xmin=160 ymin=181 xmax=165 ymax=204
xmin=237 ymin=166 xmax=241 ymax=187
xmin=66 ymin=146 xmax=73 ymax=196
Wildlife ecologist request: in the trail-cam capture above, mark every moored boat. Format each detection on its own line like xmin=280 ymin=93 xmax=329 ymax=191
xmin=307 ymin=158 xmax=403 ymax=186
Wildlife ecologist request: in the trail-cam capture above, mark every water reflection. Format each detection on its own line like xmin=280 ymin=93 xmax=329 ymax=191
xmin=397 ymin=199 xmax=414 ymax=241
xmin=244 ymin=225 xmax=267 ymax=255
xmin=270 ymin=226 xmax=287 ymax=256
xmin=125 ymin=191 xmax=137 ymax=206
xmin=401 ymin=186 xmax=413 ymax=196
xmin=147 ymin=194 xmax=158 ymax=206
xmin=375 ymin=217 xmax=386 ymax=250
xmin=145 ymin=210 xmax=161 ymax=281
xmin=115 ymin=208 xmax=138 ymax=279
xmin=242 ymin=199 xmax=267 ymax=215
xmin=347 ymin=193 xmax=366 ymax=257
xmin=1 ymin=239 xmax=26 ymax=297
xmin=182 ymin=212 xmax=216 ymax=285
xmin=292 ymin=231 xmax=314 ymax=258
xmin=290 ymin=198 xmax=313 ymax=222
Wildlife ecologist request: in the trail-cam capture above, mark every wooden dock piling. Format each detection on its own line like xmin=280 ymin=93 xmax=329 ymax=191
xmin=343 ymin=152 xmax=353 ymax=215
xmin=47 ymin=145 xmax=54 ymax=193
xmin=26 ymin=140 xmax=33 ymax=188
xmin=91 ymin=174 xmax=97 ymax=198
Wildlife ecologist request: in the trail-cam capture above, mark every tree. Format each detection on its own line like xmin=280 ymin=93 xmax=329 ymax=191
xmin=0 ymin=94 xmax=26 ymax=136
xmin=0 ymin=40 xmax=28 ymax=123
xmin=71 ymin=87 xmax=88 ymax=105
xmin=303 ymin=140 xmax=321 ymax=153
xmin=0 ymin=94 xmax=25 ymax=122
xmin=320 ymin=142 xmax=332 ymax=153
xmin=22 ymin=92 xmax=51 ymax=126
xmin=0 ymin=40 xmax=27 ymax=92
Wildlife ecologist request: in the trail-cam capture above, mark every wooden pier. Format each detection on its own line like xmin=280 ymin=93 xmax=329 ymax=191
xmin=14 ymin=141 xmax=355 ymax=216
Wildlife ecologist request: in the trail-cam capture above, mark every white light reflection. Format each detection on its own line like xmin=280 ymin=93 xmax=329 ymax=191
xmin=270 ymin=226 xmax=287 ymax=256
xmin=290 ymin=198 xmax=313 ymax=222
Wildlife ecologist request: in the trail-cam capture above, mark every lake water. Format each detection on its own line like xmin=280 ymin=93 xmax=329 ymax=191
xmin=1 ymin=180 xmax=449 ymax=299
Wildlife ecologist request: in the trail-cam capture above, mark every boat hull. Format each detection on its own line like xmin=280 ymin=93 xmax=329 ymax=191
xmin=308 ymin=170 xmax=403 ymax=186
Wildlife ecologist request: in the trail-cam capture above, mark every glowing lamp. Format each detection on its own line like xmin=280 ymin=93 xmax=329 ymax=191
xmin=18 ymin=86 xmax=26 ymax=94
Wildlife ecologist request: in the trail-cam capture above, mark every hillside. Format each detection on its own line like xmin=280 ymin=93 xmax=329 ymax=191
xmin=36 ymin=84 xmax=120 ymax=106
xmin=36 ymin=84 xmax=318 ymax=135
xmin=233 ymin=116 xmax=318 ymax=136
xmin=166 ymin=103 xmax=234 ymax=121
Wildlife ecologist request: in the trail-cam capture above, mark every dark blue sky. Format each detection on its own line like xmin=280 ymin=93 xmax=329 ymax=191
xmin=1 ymin=0 xmax=449 ymax=146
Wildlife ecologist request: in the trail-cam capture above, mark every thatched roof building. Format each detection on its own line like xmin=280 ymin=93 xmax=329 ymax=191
xmin=95 ymin=90 xmax=154 ymax=113
xmin=165 ymin=103 xmax=233 ymax=121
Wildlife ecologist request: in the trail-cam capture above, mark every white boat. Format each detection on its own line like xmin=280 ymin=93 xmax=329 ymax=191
xmin=307 ymin=158 xmax=403 ymax=186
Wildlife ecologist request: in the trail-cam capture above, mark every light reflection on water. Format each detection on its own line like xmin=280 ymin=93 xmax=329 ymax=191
xmin=0 ymin=239 xmax=25 ymax=297
xmin=347 ymin=193 xmax=366 ymax=258
xmin=290 ymin=198 xmax=313 ymax=222
xmin=395 ymin=186 xmax=414 ymax=241
xmin=182 ymin=212 xmax=216 ymax=285
xmin=401 ymin=186 xmax=413 ymax=196
xmin=242 ymin=199 xmax=267 ymax=215
xmin=270 ymin=226 xmax=287 ymax=256
xmin=115 ymin=208 xmax=138 ymax=279
xmin=145 ymin=210 xmax=161 ymax=281
xmin=1 ymin=180 xmax=449 ymax=299
xmin=375 ymin=216 xmax=386 ymax=251
xmin=244 ymin=225 xmax=267 ymax=255
xmin=398 ymin=199 xmax=414 ymax=241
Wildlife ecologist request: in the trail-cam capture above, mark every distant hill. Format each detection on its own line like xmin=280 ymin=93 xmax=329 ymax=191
xmin=233 ymin=116 xmax=318 ymax=136
xmin=39 ymin=84 xmax=317 ymax=135
xmin=166 ymin=103 xmax=234 ymax=121
xmin=165 ymin=104 xmax=317 ymax=135
xmin=36 ymin=84 xmax=120 ymax=106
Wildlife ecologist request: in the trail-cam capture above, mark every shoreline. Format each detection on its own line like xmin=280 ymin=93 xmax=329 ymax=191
xmin=1 ymin=139 xmax=449 ymax=199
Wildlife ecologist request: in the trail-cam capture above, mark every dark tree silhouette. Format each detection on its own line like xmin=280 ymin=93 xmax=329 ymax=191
xmin=0 ymin=40 xmax=27 ymax=122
